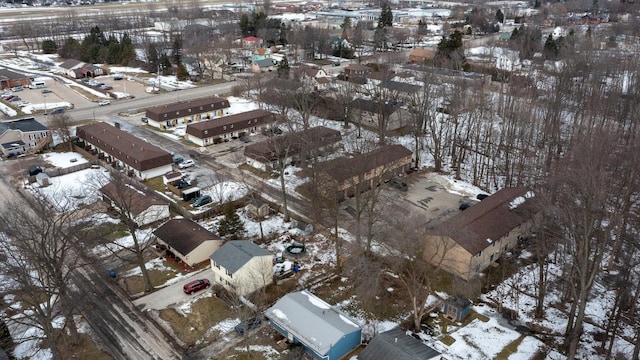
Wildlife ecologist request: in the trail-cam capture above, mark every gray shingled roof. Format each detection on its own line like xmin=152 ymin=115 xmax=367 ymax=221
xmin=359 ymin=328 xmax=441 ymax=360
xmin=209 ymin=240 xmax=272 ymax=273
xmin=0 ymin=118 xmax=48 ymax=134
xmin=265 ymin=291 xmax=361 ymax=356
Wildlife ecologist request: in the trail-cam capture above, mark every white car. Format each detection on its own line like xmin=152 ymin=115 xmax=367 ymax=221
xmin=178 ymin=159 xmax=195 ymax=169
xmin=98 ymin=100 xmax=111 ymax=106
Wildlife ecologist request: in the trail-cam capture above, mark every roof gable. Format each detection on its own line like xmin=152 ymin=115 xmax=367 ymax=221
xmin=209 ymin=240 xmax=272 ymax=273
xmin=153 ymin=218 xmax=220 ymax=256
xmin=0 ymin=118 xmax=48 ymax=135
xmin=359 ymin=328 xmax=441 ymax=360
xmin=76 ymin=122 xmax=172 ymax=171
xmin=265 ymin=291 xmax=361 ymax=356
xmin=99 ymin=182 xmax=168 ymax=216
xmin=430 ymin=187 xmax=537 ymax=254
xmin=319 ymin=144 xmax=412 ymax=183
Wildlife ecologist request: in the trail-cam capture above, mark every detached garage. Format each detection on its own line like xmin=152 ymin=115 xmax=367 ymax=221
xmin=153 ymin=218 xmax=223 ymax=267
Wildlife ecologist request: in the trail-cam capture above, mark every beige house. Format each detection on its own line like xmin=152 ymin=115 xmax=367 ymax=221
xmin=209 ymin=240 xmax=274 ymax=296
xmin=424 ymin=187 xmax=538 ymax=281
xmin=153 ymin=218 xmax=223 ymax=267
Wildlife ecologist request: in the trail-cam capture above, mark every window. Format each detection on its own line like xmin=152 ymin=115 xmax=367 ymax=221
xmin=223 ymin=126 xmax=226 ymax=130
xmin=204 ymin=130 xmax=208 ymax=135
xmin=226 ymin=269 xmax=233 ymax=278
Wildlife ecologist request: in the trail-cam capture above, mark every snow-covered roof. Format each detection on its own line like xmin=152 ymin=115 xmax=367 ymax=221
xmin=265 ymin=290 xmax=361 ymax=356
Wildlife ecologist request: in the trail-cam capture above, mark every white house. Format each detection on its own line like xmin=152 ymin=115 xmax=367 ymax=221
xmin=209 ymin=240 xmax=273 ymax=296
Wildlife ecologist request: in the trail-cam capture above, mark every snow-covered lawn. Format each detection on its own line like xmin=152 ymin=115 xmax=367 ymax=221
xmin=42 ymin=151 xmax=89 ymax=168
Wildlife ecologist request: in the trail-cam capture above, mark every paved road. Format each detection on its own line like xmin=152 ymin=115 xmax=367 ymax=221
xmin=133 ymin=268 xmax=215 ymax=311
xmin=71 ymin=264 xmax=184 ymax=360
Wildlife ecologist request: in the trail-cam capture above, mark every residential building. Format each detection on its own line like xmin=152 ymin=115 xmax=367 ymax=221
xmin=359 ymin=328 xmax=441 ymax=360
xmin=185 ymin=109 xmax=276 ymax=146
xmin=76 ymin=122 xmax=172 ymax=180
xmin=244 ymin=126 xmax=342 ymax=172
xmin=408 ymin=48 xmax=436 ymax=64
xmin=265 ymin=290 xmax=362 ymax=360
xmin=99 ymin=182 xmax=170 ymax=227
xmin=209 ymin=240 xmax=273 ymax=296
xmin=423 ymin=187 xmax=538 ymax=280
xmin=144 ymin=96 xmax=230 ymax=130
xmin=153 ymin=218 xmax=224 ymax=267
xmin=351 ymin=98 xmax=406 ymax=131
xmin=344 ymin=63 xmax=370 ymax=80
xmin=252 ymin=59 xmax=276 ymax=73
xmin=0 ymin=118 xmax=51 ymax=157
xmin=59 ymin=59 xmax=105 ymax=78
xmin=0 ymin=68 xmax=30 ymax=89
xmin=316 ymin=144 xmax=412 ymax=200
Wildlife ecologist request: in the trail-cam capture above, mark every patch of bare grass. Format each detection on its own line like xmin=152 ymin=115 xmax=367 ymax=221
xmin=56 ymin=333 xmax=114 ymax=360
xmin=495 ymin=335 xmax=524 ymax=360
xmin=160 ymin=295 xmax=235 ymax=346
xmin=124 ymin=267 xmax=178 ymax=294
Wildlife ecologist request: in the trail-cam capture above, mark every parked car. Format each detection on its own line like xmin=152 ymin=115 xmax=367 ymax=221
xmin=333 ymin=61 xmax=341 ymax=66
xmin=18 ymin=101 xmax=29 ymax=107
xmin=183 ymin=279 xmax=210 ymax=295
xmin=1 ymin=92 xmax=10 ymax=98
xmin=50 ymin=108 xmax=65 ymax=115
xmin=191 ymin=195 xmax=212 ymax=208
xmin=175 ymin=180 xmax=191 ymax=189
xmin=11 ymin=86 xmax=24 ymax=92
xmin=141 ymin=116 xmax=149 ymax=123
xmin=389 ymin=178 xmax=408 ymax=191
xmin=98 ymin=100 xmax=110 ymax=106
xmin=459 ymin=203 xmax=471 ymax=211
xmin=476 ymin=193 xmax=489 ymax=201
xmin=41 ymin=88 xmax=52 ymax=94
xmin=113 ymin=75 xmax=124 ymax=80
xmin=9 ymin=97 xmax=21 ymax=102
xmin=100 ymin=85 xmax=113 ymax=90
xmin=4 ymin=95 xmax=15 ymax=101
xmin=178 ymin=159 xmax=195 ymax=169
xmin=239 ymin=136 xmax=251 ymax=143
xmin=234 ymin=317 xmax=261 ymax=335
xmin=172 ymin=155 xmax=184 ymax=164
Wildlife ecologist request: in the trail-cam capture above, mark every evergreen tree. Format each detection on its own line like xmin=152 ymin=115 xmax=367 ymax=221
xmin=217 ymin=204 xmax=245 ymax=240
xmin=277 ymin=56 xmax=290 ymax=79
xmin=544 ymin=34 xmax=559 ymax=60
xmin=378 ymin=2 xmax=393 ymax=28
xmin=176 ymin=63 xmax=189 ymax=81
xmin=495 ymin=9 xmax=505 ymax=23
xmin=41 ymin=39 xmax=58 ymax=54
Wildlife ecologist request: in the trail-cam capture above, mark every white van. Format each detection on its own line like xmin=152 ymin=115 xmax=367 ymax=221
xmin=28 ymin=81 xmax=45 ymax=89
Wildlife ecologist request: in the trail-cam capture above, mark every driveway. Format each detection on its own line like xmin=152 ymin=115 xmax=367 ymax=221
xmin=133 ymin=268 xmax=215 ymax=311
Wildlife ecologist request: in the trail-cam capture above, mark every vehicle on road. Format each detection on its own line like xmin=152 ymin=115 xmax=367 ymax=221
xmin=49 ymin=108 xmax=65 ymax=115
xmin=178 ymin=159 xmax=195 ymax=169
xmin=183 ymin=279 xmax=210 ymax=294
xmin=234 ymin=317 xmax=261 ymax=335
xmin=98 ymin=100 xmax=111 ymax=106
xmin=191 ymin=195 xmax=212 ymax=208
xmin=113 ymin=75 xmax=124 ymax=80
xmin=11 ymin=86 xmax=24 ymax=92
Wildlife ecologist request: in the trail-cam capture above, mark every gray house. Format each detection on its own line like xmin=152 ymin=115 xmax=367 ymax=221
xmin=359 ymin=328 xmax=441 ymax=360
xmin=265 ymin=290 xmax=362 ymax=360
